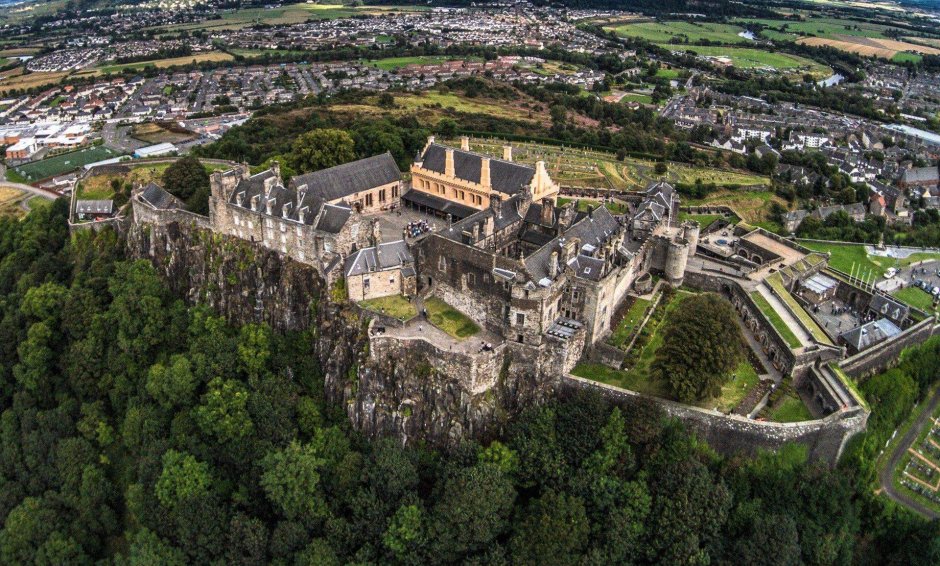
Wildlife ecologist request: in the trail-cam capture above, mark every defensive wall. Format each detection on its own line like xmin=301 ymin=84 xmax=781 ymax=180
xmin=838 ymin=316 xmax=938 ymax=379
xmin=560 ymin=374 xmax=868 ymax=465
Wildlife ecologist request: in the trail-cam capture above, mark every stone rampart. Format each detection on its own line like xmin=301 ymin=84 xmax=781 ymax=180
xmin=839 ymin=317 xmax=938 ymax=379
xmin=561 ymin=375 xmax=868 ymax=465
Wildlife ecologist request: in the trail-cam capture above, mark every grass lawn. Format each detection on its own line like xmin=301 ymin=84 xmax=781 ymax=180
xmin=685 ymin=189 xmax=784 ymax=225
xmin=620 ymin=93 xmax=654 ymax=104
xmin=571 ymin=362 xmax=671 ymax=397
xmin=368 ymin=56 xmax=480 ymax=71
xmin=78 ymin=52 xmax=233 ymax=76
xmin=359 ymin=295 xmax=417 ymax=321
xmin=608 ymin=297 xmax=652 ymax=348
xmin=697 ymin=359 xmax=761 ymax=413
xmin=767 ymin=273 xmax=833 ymax=345
xmin=424 ymin=297 xmax=479 ymax=339
xmin=76 ymin=160 xmax=228 ymax=201
xmin=391 ymin=92 xmax=536 ymax=123
xmin=609 ymin=21 xmax=751 ymax=44
xmin=893 ymin=287 xmax=938 ymax=312
xmin=15 ymin=146 xmax=124 ymax=182
xmin=749 ymin=291 xmax=803 ymax=348
xmin=798 ymin=241 xmax=940 ymax=277
xmin=769 ymin=395 xmax=814 ymax=422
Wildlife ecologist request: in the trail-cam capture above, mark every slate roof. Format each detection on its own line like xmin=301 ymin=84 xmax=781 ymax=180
xmin=839 ymin=318 xmax=901 ymax=352
xmin=525 ymin=206 xmax=620 ymax=282
xmin=139 ymin=182 xmax=184 ymax=210
xmin=345 ymin=240 xmax=414 ymax=277
xmin=868 ymin=294 xmax=909 ymax=323
xmin=289 ymin=152 xmax=401 ymax=202
xmin=419 ymin=143 xmax=535 ymax=196
xmin=901 ymin=165 xmax=938 ymax=185
xmin=229 ymin=169 xmax=353 ymax=234
xmin=76 ymin=199 xmax=113 ymax=215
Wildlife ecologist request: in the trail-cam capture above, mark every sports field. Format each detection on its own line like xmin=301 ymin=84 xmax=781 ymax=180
xmin=608 ymin=21 xmax=752 ymax=44
xmin=14 ymin=146 xmax=125 ymax=182
xmin=367 ymin=56 xmax=482 ymax=71
xmin=664 ymin=45 xmax=832 ymax=77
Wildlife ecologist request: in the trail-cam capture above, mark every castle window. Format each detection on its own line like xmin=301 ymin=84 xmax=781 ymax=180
xmin=379 ymin=189 xmax=386 ymax=203
xmin=364 ymin=278 xmax=370 ymax=290
xmin=248 ymin=221 xmax=254 ymax=229
xmin=392 ymin=185 xmax=399 ymax=198
xmin=516 ymin=313 xmax=525 ymax=326
xmin=468 ymin=273 xmax=476 ymax=285
xmin=366 ymin=193 xmax=373 ymax=207
xmin=438 ymin=256 xmax=447 ymax=273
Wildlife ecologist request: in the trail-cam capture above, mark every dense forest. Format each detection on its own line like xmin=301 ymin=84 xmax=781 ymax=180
xmin=0 ymin=197 xmax=939 ymax=563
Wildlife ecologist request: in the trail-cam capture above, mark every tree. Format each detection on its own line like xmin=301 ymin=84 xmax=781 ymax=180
xmin=155 ymin=450 xmax=212 ymax=508
xmin=195 ymin=377 xmax=254 ymax=442
xmin=383 ymin=504 xmax=426 ymax=561
xmin=162 ymin=156 xmax=210 ymax=212
xmin=287 ymin=128 xmax=355 ymax=174
xmin=654 ymin=161 xmax=668 ymax=175
xmin=377 ymin=92 xmax=395 ymax=108
xmin=651 ymin=293 xmax=744 ymax=403
xmin=146 ymin=355 xmax=197 ymax=409
xmin=509 ymin=490 xmax=589 ymax=566
xmin=260 ymin=440 xmax=327 ymax=520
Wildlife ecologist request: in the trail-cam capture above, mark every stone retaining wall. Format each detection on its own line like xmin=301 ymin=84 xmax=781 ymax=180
xmin=839 ymin=316 xmax=938 ymax=379
xmin=560 ymin=374 xmax=868 ymax=465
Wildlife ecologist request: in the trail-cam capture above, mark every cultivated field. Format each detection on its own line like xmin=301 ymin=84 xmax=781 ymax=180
xmin=0 ymin=69 xmax=70 ymax=95
xmin=797 ymin=35 xmax=940 ymax=60
xmin=76 ymin=52 xmax=235 ymax=76
xmin=608 ymin=21 xmax=752 ymax=44
xmin=149 ymin=4 xmax=427 ymax=34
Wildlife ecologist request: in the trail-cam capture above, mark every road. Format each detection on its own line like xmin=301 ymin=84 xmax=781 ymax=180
xmin=878 ymin=386 xmax=940 ymax=519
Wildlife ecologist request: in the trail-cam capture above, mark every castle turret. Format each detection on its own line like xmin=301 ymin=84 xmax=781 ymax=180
xmin=665 ymin=238 xmax=690 ymax=285
xmin=681 ymin=221 xmax=700 ymax=255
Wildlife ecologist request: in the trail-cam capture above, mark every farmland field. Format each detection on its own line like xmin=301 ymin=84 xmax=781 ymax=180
xmin=797 ymin=35 xmax=940 ymax=60
xmin=149 ymin=4 xmax=428 ymax=34
xmin=739 ymin=16 xmax=895 ymax=41
xmin=608 ymin=21 xmax=752 ymax=44
xmin=14 ymin=147 xmax=125 ymax=182
xmin=77 ymin=52 xmax=234 ymax=76
xmin=0 ymin=69 xmax=70 ymax=95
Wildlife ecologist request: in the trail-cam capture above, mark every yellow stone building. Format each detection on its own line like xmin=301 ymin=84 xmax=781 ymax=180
xmin=403 ymin=136 xmax=559 ymax=219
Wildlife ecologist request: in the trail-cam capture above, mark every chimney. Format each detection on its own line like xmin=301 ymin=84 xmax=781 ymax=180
xmin=490 ymin=194 xmax=502 ymax=217
xmin=281 ymin=201 xmax=292 ymax=218
xmin=235 ymin=191 xmax=244 ymax=207
xmin=298 ymin=206 xmax=308 ymax=224
xmin=503 ymin=145 xmax=513 ymax=161
xmin=472 ymin=222 xmax=480 ymax=241
xmin=263 ymin=175 xmax=276 ymax=196
xmin=483 ymin=215 xmax=494 ymax=238
xmin=460 ymin=136 xmax=470 ymax=151
xmin=265 ymin=198 xmax=274 ymax=216
xmin=549 ymin=250 xmax=559 ymax=279
xmin=270 ymin=159 xmax=281 ymax=180
xmin=480 ymin=157 xmax=491 ymax=188
xmin=250 ymin=194 xmax=260 ymax=212
xmin=445 ymin=148 xmax=455 ymax=177
xmin=540 ymin=197 xmax=554 ymax=226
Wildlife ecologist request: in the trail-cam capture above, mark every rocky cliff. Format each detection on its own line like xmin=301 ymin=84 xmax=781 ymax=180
xmin=126 ymin=218 xmax=557 ymax=447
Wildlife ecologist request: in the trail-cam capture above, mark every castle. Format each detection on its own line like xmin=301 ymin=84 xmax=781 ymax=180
xmin=132 ymin=138 xmax=694 ymax=351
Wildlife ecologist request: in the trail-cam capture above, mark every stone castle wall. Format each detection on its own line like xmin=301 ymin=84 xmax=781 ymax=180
xmin=561 ymin=375 xmax=868 ymax=465
xmin=839 ymin=316 xmax=938 ymax=379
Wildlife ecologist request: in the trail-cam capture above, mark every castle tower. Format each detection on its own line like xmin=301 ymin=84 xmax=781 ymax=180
xmin=681 ymin=221 xmax=700 ymax=255
xmin=665 ymin=238 xmax=690 ymax=286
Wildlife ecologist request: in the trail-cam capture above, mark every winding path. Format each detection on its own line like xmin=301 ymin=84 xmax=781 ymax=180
xmin=0 ymin=181 xmax=59 ymax=201
xmin=878 ymin=386 xmax=940 ymax=519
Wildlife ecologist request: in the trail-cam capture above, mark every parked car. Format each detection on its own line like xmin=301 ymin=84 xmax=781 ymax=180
xmin=884 ymin=267 xmax=898 ymax=279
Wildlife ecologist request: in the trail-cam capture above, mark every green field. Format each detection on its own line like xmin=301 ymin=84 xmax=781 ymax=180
xmin=359 ymin=295 xmax=417 ymax=321
xmin=738 ymin=16 xmax=894 ymax=42
xmin=769 ymin=394 xmax=815 ymax=422
xmin=749 ymin=291 xmax=803 ymax=348
xmin=608 ymin=296 xmax=652 ymax=348
xmin=891 ymin=52 xmax=923 ymax=64
xmin=368 ymin=56 xmax=481 ymax=71
xmin=798 ymin=241 xmax=940 ymax=277
xmin=149 ymin=4 xmax=428 ymax=33
xmin=229 ymin=48 xmax=310 ymax=59
xmin=84 ymin=52 xmax=234 ymax=75
xmin=767 ymin=273 xmax=833 ymax=346
xmin=424 ymin=297 xmax=479 ymax=339
xmin=893 ymin=287 xmax=938 ymax=312
xmin=15 ymin=146 xmax=124 ymax=182
xmin=609 ymin=21 xmax=751 ymax=44
xmin=663 ymin=45 xmax=832 ymax=76
xmin=698 ymin=360 xmax=761 ymax=414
